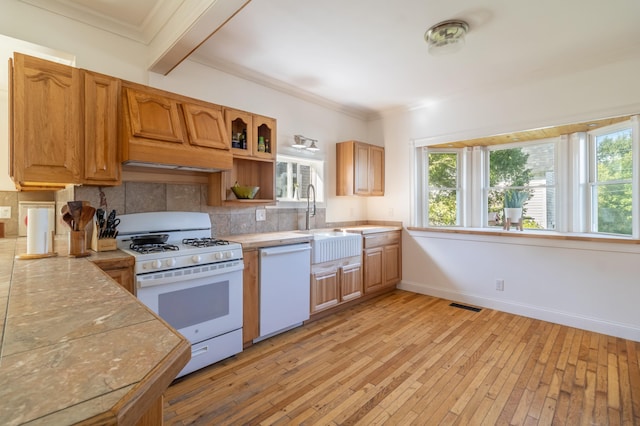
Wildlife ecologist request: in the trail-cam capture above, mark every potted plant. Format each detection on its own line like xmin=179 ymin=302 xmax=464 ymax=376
xmin=503 ymin=189 xmax=528 ymax=224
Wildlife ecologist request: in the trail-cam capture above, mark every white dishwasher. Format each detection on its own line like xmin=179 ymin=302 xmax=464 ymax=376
xmin=257 ymin=243 xmax=311 ymax=341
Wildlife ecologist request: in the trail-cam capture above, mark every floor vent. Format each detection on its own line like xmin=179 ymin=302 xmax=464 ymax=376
xmin=449 ymin=302 xmax=482 ymax=312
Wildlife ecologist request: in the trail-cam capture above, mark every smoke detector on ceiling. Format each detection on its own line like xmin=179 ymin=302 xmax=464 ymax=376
xmin=424 ymin=19 xmax=469 ymax=55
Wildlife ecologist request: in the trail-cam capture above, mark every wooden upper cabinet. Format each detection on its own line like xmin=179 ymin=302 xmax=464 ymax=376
xmin=208 ymin=109 xmax=278 ymax=206
xmin=226 ymin=108 xmax=254 ymax=158
xmin=224 ymin=108 xmax=276 ymax=160
xmin=11 ymin=54 xmax=121 ymax=189
xmin=121 ymin=82 xmax=232 ymax=171
xmin=336 ymin=140 xmax=385 ymax=196
xmin=83 ymin=70 xmax=121 ymax=185
xmin=368 ymin=145 xmax=385 ymax=196
xmin=253 ymin=115 xmax=276 ymax=160
xmin=183 ymin=103 xmax=229 ymax=150
xmin=11 ymin=53 xmax=82 ymax=188
xmin=125 ymin=88 xmax=184 ymax=143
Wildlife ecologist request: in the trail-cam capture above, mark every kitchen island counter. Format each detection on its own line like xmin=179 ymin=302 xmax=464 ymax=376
xmin=0 ymin=237 xmax=190 ymax=425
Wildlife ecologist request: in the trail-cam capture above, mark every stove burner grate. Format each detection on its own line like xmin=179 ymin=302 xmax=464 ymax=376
xmin=182 ymin=238 xmax=230 ymax=248
xmin=130 ymin=242 xmax=180 ymax=254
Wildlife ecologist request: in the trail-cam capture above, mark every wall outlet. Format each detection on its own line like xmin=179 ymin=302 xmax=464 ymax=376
xmin=0 ymin=206 xmax=11 ymax=219
xmin=256 ymin=208 xmax=266 ymax=222
xmin=496 ymin=279 xmax=504 ymax=291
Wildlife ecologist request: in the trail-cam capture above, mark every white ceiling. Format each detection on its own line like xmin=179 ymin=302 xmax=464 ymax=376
xmin=22 ymin=0 xmax=640 ymax=119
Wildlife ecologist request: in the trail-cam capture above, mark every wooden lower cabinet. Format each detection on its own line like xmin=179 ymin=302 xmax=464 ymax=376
xmin=363 ymin=230 xmax=401 ymax=294
xmin=310 ymin=256 xmax=362 ymax=314
xmin=242 ymin=249 xmax=260 ymax=346
xmin=92 ymin=256 xmax=135 ymax=295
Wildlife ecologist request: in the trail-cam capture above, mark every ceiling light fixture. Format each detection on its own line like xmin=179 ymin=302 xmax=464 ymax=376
xmin=424 ymin=19 xmax=469 ymax=55
xmin=292 ymin=135 xmax=319 ymax=152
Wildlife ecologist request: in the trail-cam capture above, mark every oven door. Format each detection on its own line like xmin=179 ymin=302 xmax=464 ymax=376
xmin=136 ymin=264 xmax=243 ymax=344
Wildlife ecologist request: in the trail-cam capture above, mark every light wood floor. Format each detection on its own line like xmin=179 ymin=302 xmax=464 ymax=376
xmin=163 ymin=290 xmax=640 ymax=425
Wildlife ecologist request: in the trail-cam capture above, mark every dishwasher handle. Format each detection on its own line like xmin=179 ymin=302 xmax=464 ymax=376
xmin=260 ymin=244 xmax=311 ymax=257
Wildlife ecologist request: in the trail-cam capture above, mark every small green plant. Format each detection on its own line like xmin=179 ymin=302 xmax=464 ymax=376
xmin=504 ymin=190 xmax=528 ymax=208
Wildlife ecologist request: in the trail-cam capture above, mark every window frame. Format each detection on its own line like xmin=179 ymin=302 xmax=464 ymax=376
xmin=485 ymin=138 xmax=559 ymax=231
xmin=275 ymin=154 xmax=325 ymax=206
xmin=414 ymin=116 xmax=640 ymax=239
xmin=423 ymin=148 xmax=463 ymax=227
xmin=586 ymin=121 xmax=638 ymax=237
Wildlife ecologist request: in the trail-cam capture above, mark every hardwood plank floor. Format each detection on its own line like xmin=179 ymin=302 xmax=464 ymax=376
xmin=163 ymin=290 xmax=640 ymax=425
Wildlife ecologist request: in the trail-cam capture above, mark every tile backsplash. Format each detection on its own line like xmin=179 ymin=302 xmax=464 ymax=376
xmin=74 ymin=182 xmax=333 ymax=237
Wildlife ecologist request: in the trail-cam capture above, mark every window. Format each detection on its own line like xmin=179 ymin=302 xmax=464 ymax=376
xmin=589 ymin=127 xmax=633 ymax=235
xmin=276 ymin=155 xmax=324 ymax=202
xmin=425 ymin=151 xmax=460 ymax=226
xmin=417 ymin=117 xmax=638 ymax=236
xmin=488 ymin=142 xmax=556 ymax=230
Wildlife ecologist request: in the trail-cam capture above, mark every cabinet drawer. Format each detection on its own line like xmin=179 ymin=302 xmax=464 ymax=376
xmin=363 ymin=231 xmax=400 ymax=249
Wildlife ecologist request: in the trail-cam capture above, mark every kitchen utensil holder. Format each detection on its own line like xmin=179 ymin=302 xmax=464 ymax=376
xmin=91 ymin=224 xmax=117 ymax=252
xmin=69 ymin=230 xmax=90 ymax=257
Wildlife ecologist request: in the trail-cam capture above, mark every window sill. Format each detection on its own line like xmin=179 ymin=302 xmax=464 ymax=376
xmin=407 ymin=226 xmax=640 ymax=245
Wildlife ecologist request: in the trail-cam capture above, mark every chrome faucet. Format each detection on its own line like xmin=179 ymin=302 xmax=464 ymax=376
xmin=305 ymin=184 xmax=316 ymax=230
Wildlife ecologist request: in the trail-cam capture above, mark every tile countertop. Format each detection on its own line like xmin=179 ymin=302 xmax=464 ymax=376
xmin=222 ymin=226 xmax=402 ymax=249
xmin=222 ymin=231 xmax=313 ymax=250
xmin=334 ymin=225 xmax=403 ymax=234
xmin=0 ymin=237 xmax=190 ymax=425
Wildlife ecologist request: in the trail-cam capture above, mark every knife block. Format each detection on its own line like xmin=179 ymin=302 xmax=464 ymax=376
xmin=91 ymin=223 xmax=117 ymax=252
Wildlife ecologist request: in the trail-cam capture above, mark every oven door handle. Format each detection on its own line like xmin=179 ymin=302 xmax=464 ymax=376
xmin=192 ymin=345 xmax=209 ymax=358
xmin=137 ymin=259 xmax=244 ymax=288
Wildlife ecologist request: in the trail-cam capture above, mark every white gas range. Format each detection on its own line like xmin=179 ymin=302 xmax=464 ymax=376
xmin=116 ymin=211 xmax=244 ymax=378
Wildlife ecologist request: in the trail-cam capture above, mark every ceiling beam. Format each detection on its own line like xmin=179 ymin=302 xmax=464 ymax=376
xmin=148 ymin=0 xmax=251 ymax=75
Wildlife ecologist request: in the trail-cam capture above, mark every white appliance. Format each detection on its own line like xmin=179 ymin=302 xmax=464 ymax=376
xmin=116 ymin=212 xmax=243 ymax=378
xmin=257 ymin=243 xmax=311 ymax=341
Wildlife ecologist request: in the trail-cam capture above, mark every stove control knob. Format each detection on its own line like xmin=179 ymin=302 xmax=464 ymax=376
xmin=225 ymin=251 xmax=233 ymax=259
xmin=214 ymin=252 xmax=223 ymax=260
xmin=191 ymin=255 xmax=201 ymax=264
xmin=165 ymin=258 xmax=176 ymax=267
xmin=152 ymin=260 xmax=162 ymax=269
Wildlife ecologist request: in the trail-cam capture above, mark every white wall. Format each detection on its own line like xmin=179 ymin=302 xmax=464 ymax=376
xmin=374 ymin=53 xmax=640 ymax=341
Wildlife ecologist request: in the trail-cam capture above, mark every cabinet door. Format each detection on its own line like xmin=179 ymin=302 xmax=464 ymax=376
xmin=363 ymin=247 xmax=384 ymax=293
xmin=243 ymin=250 xmax=260 ymax=345
xmin=252 ymin=115 xmax=276 ymax=160
xmin=340 ymin=263 xmax=362 ymax=302
xmin=369 ymin=145 xmax=385 ymax=196
xmin=125 ymin=88 xmax=184 ymax=143
xmin=12 ymin=53 xmax=81 ymax=186
xmin=311 ymin=268 xmax=339 ymax=313
xmin=226 ymin=108 xmax=254 ymax=157
xmin=83 ymin=71 xmax=120 ymax=185
xmin=103 ymin=267 xmax=134 ymax=295
xmin=183 ymin=103 xmax=229 ymax=150
xmin=383 ymin=243 xmax=401 ymax=287
xmin=354 ymin=142 xmax=371 ymax=195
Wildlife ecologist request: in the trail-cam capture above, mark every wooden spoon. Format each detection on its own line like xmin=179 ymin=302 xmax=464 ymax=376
xmin=67 ymin=201 xmax=83 ymax=231
xmin=62 ymin=211 xmax=74 ymax=229
xmin=77 ymin=206 xmax=96 ymax=231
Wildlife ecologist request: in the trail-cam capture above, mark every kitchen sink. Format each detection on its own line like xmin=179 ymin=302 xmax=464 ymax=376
xmin=297 ymin=230 xmax=362 ymax=264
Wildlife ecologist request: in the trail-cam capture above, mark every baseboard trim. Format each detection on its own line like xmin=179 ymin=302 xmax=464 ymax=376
xmin=397 ymin=281 xmax=640 ymax=342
